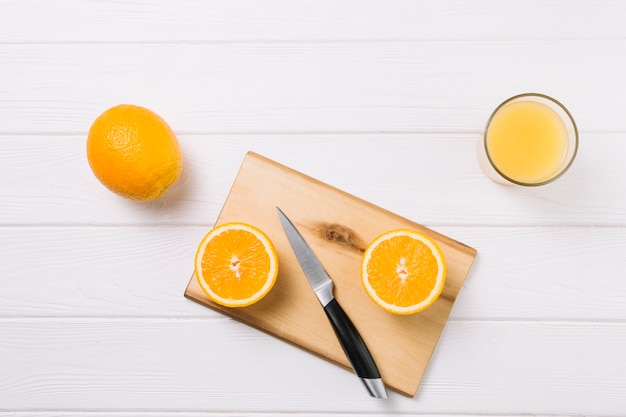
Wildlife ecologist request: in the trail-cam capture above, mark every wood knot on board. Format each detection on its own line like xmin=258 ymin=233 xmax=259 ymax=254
xmin=316 ymin=223 xmax=366 ymax=253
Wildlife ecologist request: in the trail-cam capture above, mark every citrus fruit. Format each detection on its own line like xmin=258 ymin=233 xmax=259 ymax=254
xmin=361 ymin=229 xmax=446 ymax=315
xmin=194 ymin=222 xmax=279 ymax=308
xmin=86 ymin=104 xmax=182 ymax=202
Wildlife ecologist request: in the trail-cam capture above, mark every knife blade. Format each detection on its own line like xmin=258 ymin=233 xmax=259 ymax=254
xmin=276 ymin=207 xmax=387 ymax=399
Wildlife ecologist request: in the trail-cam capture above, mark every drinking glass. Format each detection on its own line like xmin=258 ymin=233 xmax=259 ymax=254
xmin=477 ymin=93 xmax=578 ymax=186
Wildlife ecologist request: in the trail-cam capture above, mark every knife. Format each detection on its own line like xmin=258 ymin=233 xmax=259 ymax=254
xmin=276 ymin=207 xmax=387 ymax=399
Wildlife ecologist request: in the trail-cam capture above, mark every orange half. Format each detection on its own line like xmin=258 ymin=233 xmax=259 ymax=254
xmin=361 ymin=229 xmax=446 ymax=315
xmin=195 ymin=222 xmax=279 ymax=308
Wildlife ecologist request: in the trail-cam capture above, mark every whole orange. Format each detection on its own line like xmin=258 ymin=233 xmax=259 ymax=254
xmin=87 ymin=104 xmax=182 ymax=202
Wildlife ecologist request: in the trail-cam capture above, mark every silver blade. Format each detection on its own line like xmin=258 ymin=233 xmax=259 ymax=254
xmin=276 ymin=207 xmax=334 ymax=306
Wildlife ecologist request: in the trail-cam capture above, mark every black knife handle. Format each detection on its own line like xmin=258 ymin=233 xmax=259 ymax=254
xmin=323 ymin=298 xmax=381 ymax=379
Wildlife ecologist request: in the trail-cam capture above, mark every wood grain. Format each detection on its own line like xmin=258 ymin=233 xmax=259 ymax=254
xmin=1 ymin=226 xmax=625 ymax=320
xmin=0 ymin=415 xmax=538 ymax=417
xmin=2 ymin=133 xmax=625 ymax=226
xmin=0 ymin=319 xmax=624 ymax=414
xmin=2 ymin=0 xmax=625 ymax=42
xmin=184 ymin=152 xmax=476 ymax=396
xmin=3 ymin=1 xmax=626 ymax=415
xmin=2 ymin=41 xmax=626 ymax=134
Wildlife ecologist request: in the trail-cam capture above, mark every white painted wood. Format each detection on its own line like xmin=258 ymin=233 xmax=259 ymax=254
xmin=1 ymin=1 xmax=625 ymax=415
xmin=1 ymin=133 xmax=625 ymax=226
xmin=2 ymin=0 xmax=625 ymax=42
xmin=0 ymin=319 xmax=624 ymax=415
xmin=0 ymin=415 xmax=527 ymax=417
xmin=1 ymin=226 xmax=625 ymax=322
xmin=0 ymin=414 xmax=572 ymax=417
xmin=1 ymin=41 xmax=625 ymax=134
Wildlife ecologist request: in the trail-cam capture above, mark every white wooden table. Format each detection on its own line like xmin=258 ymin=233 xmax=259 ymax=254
xmin=2 ymin=1 xmax=625 ymax=416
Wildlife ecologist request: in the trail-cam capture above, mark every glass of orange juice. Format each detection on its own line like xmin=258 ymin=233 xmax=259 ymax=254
xmin=477 ymin=93 xmax=578 ymax=186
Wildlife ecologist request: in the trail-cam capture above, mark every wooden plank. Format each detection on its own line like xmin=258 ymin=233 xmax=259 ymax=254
xmin=2 ymin=0 xmax=625 ymax=42
xmin=0 ymin=319 xmax=624 ymax=414
xmin=1 ymin=41 xmax=626 ymax=134
xmin=184 ymin=152 xmax=477 ymax=397
xmin=1 ymin=133 xmax=625 ymax=226
xmin=0 ymin=226 xmax=625 ymax=321
xmin=0 ymin=412 xmax=601 ymax=417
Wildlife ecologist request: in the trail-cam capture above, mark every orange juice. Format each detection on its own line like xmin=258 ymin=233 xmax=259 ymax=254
xmin=485 ymin=99 xmax=570 ymax=184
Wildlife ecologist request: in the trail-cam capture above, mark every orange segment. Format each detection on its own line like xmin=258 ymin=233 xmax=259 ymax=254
xmin=195 ymin=222 xmax=278 ymax=308
xmin=361 ymin=229 xmax=446 ymax=315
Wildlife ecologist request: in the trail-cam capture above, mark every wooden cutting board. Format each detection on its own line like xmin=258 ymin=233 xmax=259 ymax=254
xmin=184 ymin=152 xmax=477 ymax=397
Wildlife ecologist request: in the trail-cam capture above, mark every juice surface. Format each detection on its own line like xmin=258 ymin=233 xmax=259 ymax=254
xmin=486 ymin=100 xmax=568 ymax=184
